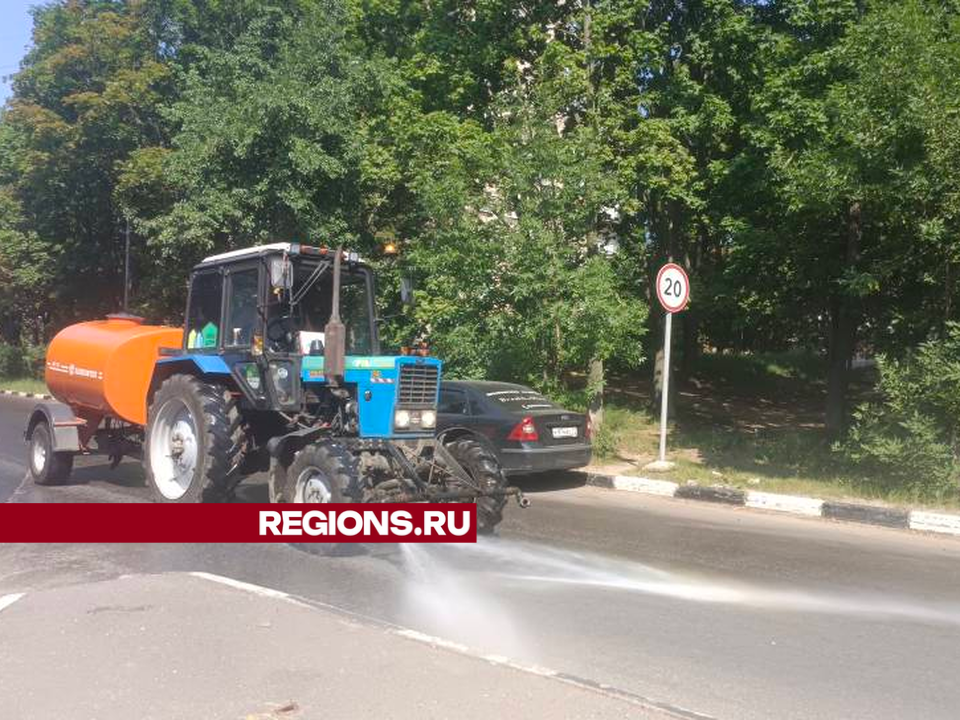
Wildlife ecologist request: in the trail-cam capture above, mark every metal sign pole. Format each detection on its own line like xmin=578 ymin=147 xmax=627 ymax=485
xmin=658 ymin=310 xmax=673 ymax=463
xmin=647 ymin=261 xmax=688 ymax=472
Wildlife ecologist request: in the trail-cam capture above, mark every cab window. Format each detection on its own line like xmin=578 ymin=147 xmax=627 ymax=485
xmin=225 ymin=268 xmax=259 ymax=347
xmin=286 ymin=264 xmax=375 ymax=355
xmin=186 ymin=272 xmax=222 ymax=350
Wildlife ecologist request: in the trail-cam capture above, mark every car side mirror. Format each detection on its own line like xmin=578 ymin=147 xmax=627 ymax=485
xmin=400 ymin=276 xmax=415 ymax=306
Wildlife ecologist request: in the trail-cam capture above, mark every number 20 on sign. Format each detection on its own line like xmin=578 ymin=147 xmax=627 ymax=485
xmin=653 ymin=263 xmax=690 ymax=466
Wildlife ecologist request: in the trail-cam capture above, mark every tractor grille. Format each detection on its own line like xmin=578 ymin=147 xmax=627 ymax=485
xmin=398 ymin=363 xmax=439 ymax=408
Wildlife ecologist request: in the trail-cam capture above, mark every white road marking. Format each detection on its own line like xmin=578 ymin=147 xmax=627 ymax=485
xmin=393 ymin=627 xmax=471 ymax=654
xmin=910 ymin=511 xmax=960 ymax=536
xmin=190 ymin=571 xmax=288 ymax=599
xmin=0 ymin=592 xmax=25 ymax=614
xmin=746 ymin=491 xmax=824 ymax=517
xmin=188 ymin=570 xmax=713 ymax=718
xmin=612 ymin=475 xmax=679 ymax=497
xmin=189 ymin=571 xmax=312 ymax=608
xmin=5 ymin=471 xmax=32 ymax=503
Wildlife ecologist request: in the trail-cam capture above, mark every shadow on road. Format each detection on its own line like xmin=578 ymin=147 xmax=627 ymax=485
xmin=512 ymin=471 xmax=587 ymax=494
xmin=61 ymin=462 xmax=145 ymax=489
xmin=16 ymin=450 xmax=588 ymax=507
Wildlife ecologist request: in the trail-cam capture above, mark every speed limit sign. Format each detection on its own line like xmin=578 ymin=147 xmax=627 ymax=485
xmin=651 ymin=262 xmax=690 ymax=470
xmin=656 ymin=262 xmax=690 ymax=313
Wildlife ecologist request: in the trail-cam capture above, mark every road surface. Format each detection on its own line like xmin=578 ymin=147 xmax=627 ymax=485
xmin=2 ymin=394 xmax=959 ymax=719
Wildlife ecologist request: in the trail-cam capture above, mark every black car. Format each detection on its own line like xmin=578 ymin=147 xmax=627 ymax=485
xmin=437 ymin=380 xmax=592 ymax=476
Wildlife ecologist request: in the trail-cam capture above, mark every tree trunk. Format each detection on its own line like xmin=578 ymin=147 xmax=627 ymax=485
xmin=679 ymin=221 xmax=707 ymax=379
xmin=680 ymin=304 xmax=699 ymax=378
xmin=588 ymin=357 xmax=604 ymax=432
xmin=825 ymin=202 xmax=862 ymax=438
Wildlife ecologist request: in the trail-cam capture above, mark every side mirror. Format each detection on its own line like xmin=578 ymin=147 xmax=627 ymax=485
xmin=269 ymin=256 xmax=293 ymax=289
xmin=400 ymin=276 xmax=415 ymax=306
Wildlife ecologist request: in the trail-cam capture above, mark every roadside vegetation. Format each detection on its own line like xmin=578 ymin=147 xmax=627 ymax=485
xmin=0 ymin=377 xmax=48 ymax=395
xmin=2 ymin=1 xmax=960 ymax=505
xmin=591 ymin=346 xmax=960 ymax=509
xmin=0 ymin=342 xmax=46 ymax=394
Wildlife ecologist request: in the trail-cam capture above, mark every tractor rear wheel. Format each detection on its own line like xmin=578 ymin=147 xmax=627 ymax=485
xmin=144 ymin=374 xmax=243 ymax=503
xmin=272 ymin=441 xmax=357 ymax=556
xmin=27 ymin=420 xmax=73 ymax=485
xmin=443 ymin=437 xmax=507 ymax=534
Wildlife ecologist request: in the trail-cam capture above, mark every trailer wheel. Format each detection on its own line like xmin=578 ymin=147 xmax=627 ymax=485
xmin=443 ymin=437 xmax=507 ymax=534
xmin=27 ymin=420 xmax=73 ymax=485
xmin=144 ymin=374 xmax=242 ymax=503
xmin=274 ymin=442 xmax=357 ymax=556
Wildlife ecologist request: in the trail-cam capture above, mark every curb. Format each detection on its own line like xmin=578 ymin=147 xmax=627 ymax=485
xmin=585 ymin=471 xmax=960 ymax=538
xmin=0 ymin=389 xmax=51 ymax=400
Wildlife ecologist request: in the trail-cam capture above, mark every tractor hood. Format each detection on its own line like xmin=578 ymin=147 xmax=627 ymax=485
xmin=302 ymin=354 xmax=442 ymax=438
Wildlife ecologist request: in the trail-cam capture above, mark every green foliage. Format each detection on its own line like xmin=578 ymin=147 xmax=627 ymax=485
xmin=23 ymin=344 xmax=46 ymax=380
xmin=591 ymin=422 xmax=622 ymax=461
xmin=0 ymin=344 xmax=24 ymax=378
xmin=0 ymin=343 xmax=45 ymax=380
xmin=3 ymin=0 xmax=960 ymax=436
xmin=841 ymin=325 xmax=960 ymax=497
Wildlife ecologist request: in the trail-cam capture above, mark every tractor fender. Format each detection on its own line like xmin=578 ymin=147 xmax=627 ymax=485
xmin=148 ymin=355 xmax=233 ymax=408
xmin=266 ymin=425 xmax=326 ymax=461
xmin=437 ymin=426 xmax=500 ymax=460
xmin=25 ymin=402 xmax=81 ymax=453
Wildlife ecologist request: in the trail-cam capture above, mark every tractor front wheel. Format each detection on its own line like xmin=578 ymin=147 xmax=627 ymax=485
xmin=144 ymin=374 xmax=242 ymax=503
xmin=271 ymin=441 xmax=357 ymax=556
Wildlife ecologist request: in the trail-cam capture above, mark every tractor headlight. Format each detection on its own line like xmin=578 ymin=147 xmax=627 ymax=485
xmin=394 ymin=409 xmax=411 ymax=428
xmin=421 ymin=410 xmax=437 ymax=429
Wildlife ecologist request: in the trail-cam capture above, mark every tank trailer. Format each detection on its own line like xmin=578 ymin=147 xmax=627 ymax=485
xmin=25 ymin=243 xmax=527 ymax=532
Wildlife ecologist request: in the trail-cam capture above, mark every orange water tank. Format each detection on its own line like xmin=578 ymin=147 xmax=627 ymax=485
xmin=45 ymin=315 xmax=183 ymax=426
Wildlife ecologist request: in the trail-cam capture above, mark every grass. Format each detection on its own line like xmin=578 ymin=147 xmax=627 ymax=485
xmin=0 ymin=376 xmax=48 ymax=395
xmin=592 ymin=352 xmax=960 ymax=512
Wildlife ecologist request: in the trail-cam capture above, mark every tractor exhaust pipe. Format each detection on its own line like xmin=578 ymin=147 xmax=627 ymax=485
xmin=324 ymin=245 xmax=346 ymax=385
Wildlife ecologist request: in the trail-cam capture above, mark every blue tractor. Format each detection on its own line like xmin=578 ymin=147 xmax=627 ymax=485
xmin=143 ymin=242 xmax=525 ymax=531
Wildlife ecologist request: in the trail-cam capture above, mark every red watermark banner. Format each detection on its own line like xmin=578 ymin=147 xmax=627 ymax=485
xmin=0 ymin=504 xmax=477 ymax=543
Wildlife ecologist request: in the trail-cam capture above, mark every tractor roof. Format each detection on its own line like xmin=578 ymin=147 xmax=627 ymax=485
xmin=197 ymin=243 xmax=364 ymax=267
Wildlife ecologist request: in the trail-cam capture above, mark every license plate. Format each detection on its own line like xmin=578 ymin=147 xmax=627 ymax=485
xmin=552 ymin=426 xmax=578 ymax=439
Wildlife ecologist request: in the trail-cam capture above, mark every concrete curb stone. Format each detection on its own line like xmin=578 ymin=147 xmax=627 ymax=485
xmin=821 ymin=501 xmax=909 ymax=529
xmin=581 ymin=469 xmax=960 ymax=539
xmin=0 ymin=389 xmax=52 ymax=400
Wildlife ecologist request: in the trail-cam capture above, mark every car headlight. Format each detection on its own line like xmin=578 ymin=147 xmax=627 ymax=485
xmin=395 ymin=409 xmax=411 ymax=428
xmin=421 ymin=410 xmax=436 ymax=429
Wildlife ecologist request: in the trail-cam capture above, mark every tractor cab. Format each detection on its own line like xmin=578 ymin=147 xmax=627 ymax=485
xmin=184 ymin=243 xmax=376 ymax=358
xmin=171 ymin=242 xmax=441 ymax=440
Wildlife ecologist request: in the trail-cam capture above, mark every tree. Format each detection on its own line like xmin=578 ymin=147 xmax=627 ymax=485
xmin=751 ymin=0 xmax=960 ymax=434
xmin=0 ymin=1 xmax=174 ymax=327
